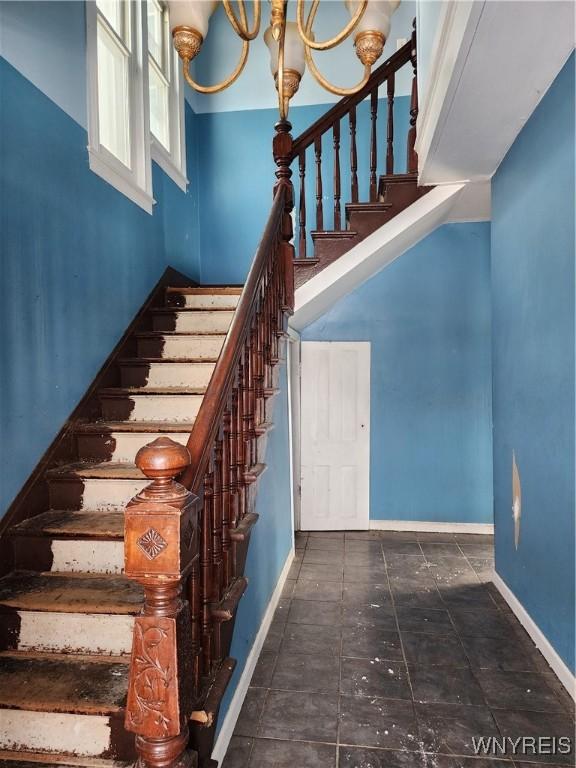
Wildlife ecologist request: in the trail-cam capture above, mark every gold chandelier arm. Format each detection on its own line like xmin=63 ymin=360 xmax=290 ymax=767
xmin=297 ymin=0 xmax=367 ymax=51
xmin=181 ymin=38 xmax=250 ymax=94
xmin=304 ymin=42 xmax=370 ymax=95
xmin=223 ymin=0 xmax=261 ymax=41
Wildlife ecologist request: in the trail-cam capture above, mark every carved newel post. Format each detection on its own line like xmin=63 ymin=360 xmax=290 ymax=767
xmin=273 ymin=119 xmax=295 ymax=313
xmin=124 ymin=437 xmax=201 ymax=768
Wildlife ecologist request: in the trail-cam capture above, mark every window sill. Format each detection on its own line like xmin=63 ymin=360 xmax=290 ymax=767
xmin=151 ymin=140 xmax=188 ymax=193
xmin=88 ymin=147 xmax=155 ymax=214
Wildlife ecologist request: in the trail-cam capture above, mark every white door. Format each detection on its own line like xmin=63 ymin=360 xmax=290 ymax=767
xmin=300 ymin=341 xmax=370 ymax=531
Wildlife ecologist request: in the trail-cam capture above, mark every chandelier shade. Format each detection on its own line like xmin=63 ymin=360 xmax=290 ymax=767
xmin=170 ymin=0 xmax=401 ymax=118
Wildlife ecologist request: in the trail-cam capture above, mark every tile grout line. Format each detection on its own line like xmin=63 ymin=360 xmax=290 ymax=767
xmin=382 ymin=540 xmax=426 ymax=761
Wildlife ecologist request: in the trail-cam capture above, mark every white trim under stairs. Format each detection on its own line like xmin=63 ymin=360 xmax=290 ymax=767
xmin=290 ymin=183 xmax=466 ymax=330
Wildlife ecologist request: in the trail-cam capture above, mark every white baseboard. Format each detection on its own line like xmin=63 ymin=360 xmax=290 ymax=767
xmin=211 ymin=547 xmax=295 ymax=764
xmin=369 ymin=520 xmax=494 ymax=535
xmin=492 ymin=572 xmax=575 ymax=700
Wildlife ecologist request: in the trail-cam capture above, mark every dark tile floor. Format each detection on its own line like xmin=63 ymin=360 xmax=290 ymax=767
xmin=223 ymin=531 xmax=574 ymax=768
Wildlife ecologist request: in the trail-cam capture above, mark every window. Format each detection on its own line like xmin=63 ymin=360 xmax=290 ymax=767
xmin=86 ymin=0 xmax=187 ymax=213
xmin=147 ymin=0 xmax=187 ymax=189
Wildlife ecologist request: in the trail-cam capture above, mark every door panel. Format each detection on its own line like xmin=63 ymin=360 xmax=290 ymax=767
xmin=300 ymin=342 xmax=370 ymax=531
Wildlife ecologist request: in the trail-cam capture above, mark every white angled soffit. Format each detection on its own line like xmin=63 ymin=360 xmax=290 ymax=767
xmin=290 ymin=183 xmax=466 ymax=331
xmin=416 ymin=0 xmax=575 ymax=184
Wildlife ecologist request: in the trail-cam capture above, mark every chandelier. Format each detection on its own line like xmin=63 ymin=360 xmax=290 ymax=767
xmin=169 ymin=0 xmax=401 ymax=119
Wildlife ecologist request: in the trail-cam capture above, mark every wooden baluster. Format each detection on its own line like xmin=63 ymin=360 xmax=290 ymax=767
xmin=212 ymin=438 xmax=223 ymax=604
xmin=298 ymin=151 xmax=307 ymax=259
xmin=333 ymin=121 xmax=341 ymax=229
xmin=200 ymin=464 xmax=214 ymax=673
xmin=124 ymin=437 xmax=200 ymax=768
xmin=255 ymin=306 xmax=265 ymax=426
xmin=221 ymin=409 xmax=232 ymax=586
xmin=229 ymin=387 xmax=239 ymax=534
xmin=386 ymin=72 xmax=395 ymax=175
xmin=370 ymin=88 xmax=378 ymax=202
xmin=236 ymin=361 xmax=246 ymax=523
xmin=407 ymin=19 xmax=419 ymax=174
xmin=314 ymin=136 xmax=323 ymax=230
xmin=244 ymin=340 xmax=256 ymax=472
xmin=350 ymin=105 xmax=359 ymax=203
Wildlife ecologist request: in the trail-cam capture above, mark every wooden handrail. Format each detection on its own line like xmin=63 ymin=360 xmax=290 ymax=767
xmin=290 ymin=40 xmax=412 ymax=159
xmin=180 ymin=184 xmax=287 ymax=492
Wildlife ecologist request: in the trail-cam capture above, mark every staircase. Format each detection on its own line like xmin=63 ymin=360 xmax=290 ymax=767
xmin=0 ymin=20 xmax=424 ymax=768
xmin=0 ymin=277 xmax=289 ymax=768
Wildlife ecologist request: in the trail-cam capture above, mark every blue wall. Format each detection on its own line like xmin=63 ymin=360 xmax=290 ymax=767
xmin=219 ymin=361 xmax=294 ymax=723
xmin=197 ymin=96 xmax=410 ymax=284
xmin=491 ymin=54 xmax=575 ymax=673
xmin=302 ymin=222 xmax=493 ymax=524
xmin=0 ymin=56 xmax=200 ymax=515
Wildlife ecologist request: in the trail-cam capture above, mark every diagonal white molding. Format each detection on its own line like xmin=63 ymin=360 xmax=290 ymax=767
xmin=290 ymin=183 xmax=465 ymax=331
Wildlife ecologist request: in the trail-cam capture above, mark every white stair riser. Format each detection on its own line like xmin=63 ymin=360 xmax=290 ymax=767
xmin=153 ymin=312 xmax=234 ymax=334
xmin=137 ymin=336 xmax=224 ymax=360
xmin=173 ymin=294 xmax=240 ymax=310
xmin=104 ymin=395 xmax=203 ymax=423
xmin=51 ymin=539 xmax=124 ymax=574
xmin=79 ymin=479 xmax=148 ymax=511
xmin=121 ymin=362 xmax=215 ymax=389
xmin=0 ymin=710 xmax=113 ymax=756
xmin=94 ymin=432 xmax=189 ymax=463
xmin=15 ymin=611 xmax=134 ymax=655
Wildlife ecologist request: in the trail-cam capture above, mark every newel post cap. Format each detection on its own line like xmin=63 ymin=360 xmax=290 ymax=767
xmin=135 ymin=437 xmax=191 ymax=482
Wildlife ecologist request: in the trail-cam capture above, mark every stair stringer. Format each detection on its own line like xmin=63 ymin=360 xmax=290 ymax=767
xmin=289 ymin=183 xmax=466 ymax=331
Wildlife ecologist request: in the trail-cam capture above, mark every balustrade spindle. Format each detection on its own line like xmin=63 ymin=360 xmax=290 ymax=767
xmin=298 ymin=151 xmax=307 ymax=258
xmin=212 ymin=439 xmax=223 ymax=602
xmin=407 ymin=19 xmax=419 ymax=174
xmin=201 ymin=465 xmax=214 ymax=673
xmin=229 ymin=388 xmax=239 ymax=531
xmin=370 ymin=89 xmax=378 ymax=201
xmin=236 ymin=361 xmax=246 ymax=524
xmin=350 ymin=105 xmax=359 ymax=203
xmin=314 ymin=136 xmax=324 ymax=230
xmin=386 ymin=72 xmax=395 ymax=175
xmin=333 ymin=121 xmax=341 ymax=229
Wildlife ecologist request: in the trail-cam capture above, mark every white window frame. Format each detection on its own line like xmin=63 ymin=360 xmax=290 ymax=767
xmin=86 ymin=0 xmax=154 ymax=213
xmin=148 ymin=0 xmax=188 ymax=191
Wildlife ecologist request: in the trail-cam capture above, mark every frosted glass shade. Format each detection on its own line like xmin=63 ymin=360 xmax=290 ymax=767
xmin=169 ymin=0 xmax=218 ymax=38
xmin=345 ymin=0 xmax=399 ymax=38
xmin=264 ymin=22 xmax=306 ymax=78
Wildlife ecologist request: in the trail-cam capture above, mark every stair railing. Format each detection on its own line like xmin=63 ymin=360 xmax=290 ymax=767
xmin=290 ymin=20 xmax=418 ymax=260
xmin=123 ymin=126 xmax=295 ymax=768
xmin=120 ymin=21 xmax=418 ymax=766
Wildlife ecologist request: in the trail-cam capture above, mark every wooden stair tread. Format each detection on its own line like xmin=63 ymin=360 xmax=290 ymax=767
xmin=75 ymin=420 xmax=195 ymax=434
xmin=0 ymin=654 xmax=128 ymax=714
xmin=378 ymin=172 xmax=418 ymax=183
xmin=0 ymin=753 xmax=129 ymax=768
xmin=211 ymin=577 xmax=248 ymax=622
xmin=166 ymin=287 xmax=242 ymax=295
xmin=134 ymin=331 xmax=228 ymax=338
xmin=151 ymin=307 xmax=235 ymax=314
xmin=311 ymin=230 xmax=358 ymax=239
xmin=0 ymin=572 xmax=142 ymax=614
xmin=192 ymin=658 xmax=236 ymax=727
xmin=47 ymin=462 xmax=144 ymax=480
xmin=9 ymin=510 xmax=124 ymax=540
xmin=345 ymin=201 xmax=393 ymax=212
xmin=293 ymin=258 xmax=320 ymax=266
xmin=118 ymin=357 xmax=219 ymax=364
xmin=98 ymin=387 xmax=206 ymax=396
